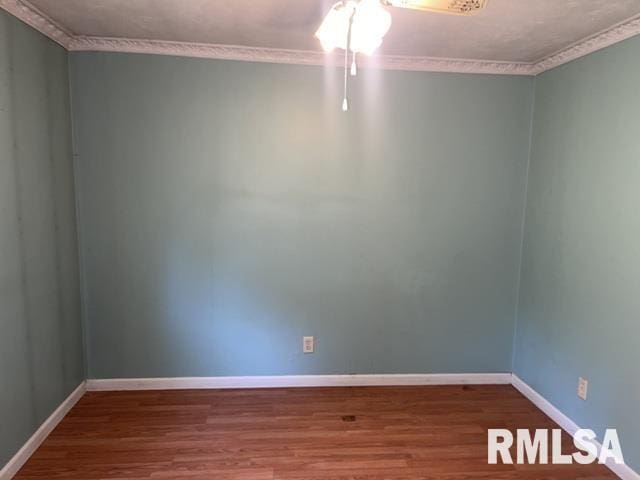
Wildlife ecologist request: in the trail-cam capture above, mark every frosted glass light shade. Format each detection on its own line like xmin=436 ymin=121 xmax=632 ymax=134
xmin=315 ymin=0 xmax=392 ymax=56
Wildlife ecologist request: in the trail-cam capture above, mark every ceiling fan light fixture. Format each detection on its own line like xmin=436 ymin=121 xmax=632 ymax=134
xmin=316 ymin=0 xmax=488 ymax=111
xmin=315 ymin=0 xmax=391 ymax=56
xmin=315 ymin=1 xmax=357 ymax=53
xmin=350 ymin=0 xmax=392 ymax=55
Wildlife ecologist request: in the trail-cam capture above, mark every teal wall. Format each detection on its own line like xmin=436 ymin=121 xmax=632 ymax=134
xmin=0 ymin=11 xmax=84 ymax=466
xmin=514 ymin=36 xmax=640 ymax=472
xmin=70 ymin=52 xmax=534 ymax=379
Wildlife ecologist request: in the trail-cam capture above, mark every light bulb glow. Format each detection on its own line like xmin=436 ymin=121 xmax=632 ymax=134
xmin=315 ymin=1 xmax=357 ymax=53
xmin=350 ymin=0 xmax=392 ymax=55
xmin=315 ymin=0 xmax=392 ymax=56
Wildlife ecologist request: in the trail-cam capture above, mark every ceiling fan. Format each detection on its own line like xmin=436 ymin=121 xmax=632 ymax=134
xmin=315 ymin=0 xmax=488 ymax=110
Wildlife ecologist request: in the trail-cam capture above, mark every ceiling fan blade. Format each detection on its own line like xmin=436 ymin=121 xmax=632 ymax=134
xmin=383 ymin=0 xmax=488 ymax=15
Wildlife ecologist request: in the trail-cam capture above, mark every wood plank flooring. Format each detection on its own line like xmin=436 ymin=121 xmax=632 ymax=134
xmin=14 ymin=385 xmax=616 ymax=479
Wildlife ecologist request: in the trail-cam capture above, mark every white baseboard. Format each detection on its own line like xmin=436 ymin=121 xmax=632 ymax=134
xmin=85 ymin=373 xmax=512 ymax=391
xmin=511 ymin=374 xmax=639 ymax=480
xmin=0 ymin=382 xmax=86 ymax=480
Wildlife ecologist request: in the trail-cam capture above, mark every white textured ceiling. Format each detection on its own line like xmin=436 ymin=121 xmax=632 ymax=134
xmin=26 ymin=0 xmax=640 ymax=62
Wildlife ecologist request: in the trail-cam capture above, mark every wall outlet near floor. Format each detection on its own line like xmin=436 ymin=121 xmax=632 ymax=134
xmin=578 ymin=377 xmax=588 ymax=400
xmin=303 ymin=336 xmax=314 ymax=353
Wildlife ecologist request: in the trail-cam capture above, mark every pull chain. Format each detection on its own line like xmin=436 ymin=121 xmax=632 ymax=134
xmin=342 ymin=47 xmax=349 ymax=112
xmin=343 ymin=7 xmax=356 ymax=112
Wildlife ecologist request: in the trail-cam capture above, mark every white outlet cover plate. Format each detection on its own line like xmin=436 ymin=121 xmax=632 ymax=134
xmin=578 ymin=377 xmax=588 ymax=400
xmin=303 ymin=336 xmax=314 ymax=353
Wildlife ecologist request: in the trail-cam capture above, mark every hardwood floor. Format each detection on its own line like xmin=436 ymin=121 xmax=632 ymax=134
xmin=15 ymin=385 xmax=615 ymax=479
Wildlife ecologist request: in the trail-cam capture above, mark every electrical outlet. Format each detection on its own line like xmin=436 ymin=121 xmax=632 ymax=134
xmin=303 ymin=336 xmax=314 ymax=353
xmin=578 ymin=377 xmax=588 ymax=400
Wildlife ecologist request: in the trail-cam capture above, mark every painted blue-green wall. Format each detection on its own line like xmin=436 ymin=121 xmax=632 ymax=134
xmin=0 ymin=11 xmax=84 ymax=466
xmin=514 ymin=36 xmax=640 ymax=472
xmin=70 ymin=52 xmax=534 ymax=379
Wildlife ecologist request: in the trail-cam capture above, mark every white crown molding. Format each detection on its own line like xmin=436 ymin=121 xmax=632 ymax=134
xmin=1 ymin=0 xmax=640 ymax=76
xmin=68 ymin=36 xmax=332 ymax=68
xmin=0 ymin=382 xmax=86 ymax=480
xmin=67 ymin=35 xmax=535 ymax=75
xmin=530 ymin=13 xmax=640 ymax=75
xmin=356 ymin=53 xmax=534 ymax=75
xmin=0 ymin=0 xmax=73 ymax=47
